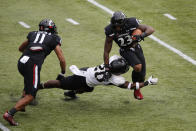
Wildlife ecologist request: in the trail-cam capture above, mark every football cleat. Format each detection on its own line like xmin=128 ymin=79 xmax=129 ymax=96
xmin=134 ymin=89 xmax=143 ymax=100
xmin=3 ymin=111 xmax=18 ymax=126
xmin=64 ymin=91 xmax=77 ymax=99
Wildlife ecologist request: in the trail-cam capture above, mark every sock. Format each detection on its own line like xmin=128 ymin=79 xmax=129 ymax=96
xmin=8 ymin=108 xmax=17 ymax=116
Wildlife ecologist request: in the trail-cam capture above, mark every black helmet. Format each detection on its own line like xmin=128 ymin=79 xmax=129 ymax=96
xmin=109 ymin=57 xmax=129 ymax=75
xmin=39 ymin=19 xmax=57 ymax=34
xmin=111 ymin=11 xmax=126 ymax=27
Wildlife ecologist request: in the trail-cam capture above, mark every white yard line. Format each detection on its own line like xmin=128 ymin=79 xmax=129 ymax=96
xmin=0 ymin=122 xmax=10 ymax=131
xmin=66 ymin=18 xmax=80 ymax=25
xmin=149 ymin=35 xmax=196 ymax=65
xmin=87 ymin=0 xmax=113 ymax=15
xmin=18 ymin=21 xmax=31 ymax=28
xmin=87 ymin=0 xmax=196 ymax=66
xmin=164 ymin=13 xmax=177 ymax=20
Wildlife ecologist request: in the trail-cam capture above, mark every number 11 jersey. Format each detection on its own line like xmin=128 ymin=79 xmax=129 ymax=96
xmin=22 ymin=31 xmax=61 ymax=66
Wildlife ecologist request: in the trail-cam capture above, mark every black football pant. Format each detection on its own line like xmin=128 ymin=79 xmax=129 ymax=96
xmin=60 ymin=75 xmax=94 ymax=93
xmin=120 ymin=44 xmax=146 ymax=82
xmin=18 ymin=57 xmax=41 ymax=98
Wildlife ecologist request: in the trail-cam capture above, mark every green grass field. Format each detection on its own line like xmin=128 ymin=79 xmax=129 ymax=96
xmin=0 ymin=0 xmax=196 ymax=131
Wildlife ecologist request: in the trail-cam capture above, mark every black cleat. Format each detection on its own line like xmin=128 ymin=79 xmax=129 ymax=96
xmin=38 ymin=83 xmax=44 ymax=90
xmin=64 ymin=91 xmax=77 ymax=99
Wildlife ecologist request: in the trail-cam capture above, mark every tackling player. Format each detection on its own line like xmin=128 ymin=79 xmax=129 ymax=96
xmin=40 ymin=55 xmax=158 ymax=99
xmin=103 ymin=11 xmax=155 ymax=100
xmin=3 ymin=19 xmax=66 ymax=126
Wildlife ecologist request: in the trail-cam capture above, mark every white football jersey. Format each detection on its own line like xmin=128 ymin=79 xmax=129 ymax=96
xmin=69 ymin=64 xmax=126 ymax=87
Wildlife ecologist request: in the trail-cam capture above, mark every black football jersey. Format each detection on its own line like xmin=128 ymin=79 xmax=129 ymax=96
xmin=105 ymin=17 xmax=139 ymax=48
xmin=22 ymin=31 xmax=61 ymax=65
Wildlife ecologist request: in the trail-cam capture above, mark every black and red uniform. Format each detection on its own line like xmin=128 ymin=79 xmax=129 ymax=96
xmin=18 ymin=31 xmax=61 ymax=97
xmin=104 ymin=17 xmax=146 ymax=82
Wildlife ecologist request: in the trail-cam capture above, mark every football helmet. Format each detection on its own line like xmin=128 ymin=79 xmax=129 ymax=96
xmin=111 ymin=11 xmax=126 ymax=28
xmin=39 ymin=19 xmax=57 ymax=34
xmin=109 ymin=55 xmax=129 ymax=75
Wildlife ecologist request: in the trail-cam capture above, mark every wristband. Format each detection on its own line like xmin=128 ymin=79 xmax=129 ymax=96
xmin=141 ymin=32 xmax=147 ymax=38
xmin=127 ymin=83 xmax=132 ymax=90
xmin=144 ymin=81 xmax=149 ymax=86
xmin=136 ymin=82 xmax=140 ymax=90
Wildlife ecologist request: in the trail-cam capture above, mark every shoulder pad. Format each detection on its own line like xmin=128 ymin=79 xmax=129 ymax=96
xmin=53 ymin=34 xmax=62 ymax=45
xmin=104 ymin=24 xmax=114 ymax=37
xmin=125 ymin=17 xmax=139 ymax=29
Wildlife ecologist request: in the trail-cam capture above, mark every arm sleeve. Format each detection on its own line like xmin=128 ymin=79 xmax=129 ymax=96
xmin=50 ymin=35 xmax=62 ymax=50
xmin=109 ymin=75 xmax=126 ymax=86
xmin=55 ymin=35 xmax=62 ymax=46
xmin=27 ymin=32 xmax=32 ymax=40
xmin=104 ymin=25 xmax=114 ymax=37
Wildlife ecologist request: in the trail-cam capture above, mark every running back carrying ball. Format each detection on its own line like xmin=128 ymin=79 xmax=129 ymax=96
xmin=132 ymin=29 xmax=143 ymax=41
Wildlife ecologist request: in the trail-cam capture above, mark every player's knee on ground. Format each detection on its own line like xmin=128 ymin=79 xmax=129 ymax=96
xmin=134 ymin=64 xmax=142 ymax=72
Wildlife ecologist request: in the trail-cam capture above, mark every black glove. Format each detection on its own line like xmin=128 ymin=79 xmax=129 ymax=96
xmin=104 ymin=65 xmax=112 ymax=81
xmin=56 ymin=73 xmax=65 ymax=81
xmin=133 ymin=32 xmax=147 ymax=42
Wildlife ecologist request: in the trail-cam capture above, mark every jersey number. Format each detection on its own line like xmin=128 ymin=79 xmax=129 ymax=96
xmin=118 ymin=35 xmax=132 ymax=46
xmin=94 ymin=65 xmax=105 ymax=82
xmin=33 ymin=33 xmax=46 ymax=44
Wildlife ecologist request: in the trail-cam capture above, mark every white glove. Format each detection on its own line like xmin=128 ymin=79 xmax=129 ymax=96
xmin=147 ymin=76 xmax=158 ymax=85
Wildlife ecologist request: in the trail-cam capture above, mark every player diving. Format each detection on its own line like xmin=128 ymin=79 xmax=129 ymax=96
xmin=39 ymin=55 xmax=158 ymax=99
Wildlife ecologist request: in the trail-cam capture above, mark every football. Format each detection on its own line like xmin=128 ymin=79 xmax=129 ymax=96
xmin=132 ymin=29 xmax=142 ymax=40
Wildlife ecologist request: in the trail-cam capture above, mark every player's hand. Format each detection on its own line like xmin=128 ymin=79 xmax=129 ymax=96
xmin=132 ymin=32 xmax=146 ymax=42
xmin=132 ymin=35 xmax=144 ymax=42
xmin=147 ymin=76 xmax=158 ymax=85
xmin=56 ymin=72 xmax=65 ymax=81
xmin=103 ymin=68 xmax=111 ymax=81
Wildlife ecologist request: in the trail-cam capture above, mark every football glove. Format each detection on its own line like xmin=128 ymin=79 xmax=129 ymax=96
xmin=147 ymin=76 xmax=158 ymax=85
xmin=103 ymin=68 xmax=111 ymax=82
xmin=56 ymin=73 xmax=65 ymax=81
xmin=132 ymin=32 xmax=147 ymax=42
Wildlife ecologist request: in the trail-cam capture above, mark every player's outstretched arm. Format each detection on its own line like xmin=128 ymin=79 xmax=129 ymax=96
xmin=54 ymin=45 xmax=66 ymax=75
xmin=118 ymin=76 xmax=158 ymax=90
xmin=18 ymin=40 xmax=28 ymax=52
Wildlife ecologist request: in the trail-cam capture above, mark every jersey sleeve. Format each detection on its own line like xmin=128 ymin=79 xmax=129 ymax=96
xmin=127 ymin=17 xmax=140 ymax=29
xmin=109 ymin=75 xmax=126 ymax=86
xmin=104 ymin=24 xmax=114 ymax=37
xmin=55 ymin=35 xmax=62 ymax=46
xmin=27 ymin=32 xmax=33 ymax=40
xmin=51 ymin=35 xmax=62 ymax=50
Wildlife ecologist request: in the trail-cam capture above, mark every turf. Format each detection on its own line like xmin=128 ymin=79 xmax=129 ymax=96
xmin=0 ymin=0 xmax=196 ymax=131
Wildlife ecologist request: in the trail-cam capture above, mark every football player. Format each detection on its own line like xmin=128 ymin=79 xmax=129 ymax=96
xmin=40 ymin=55 xmax=158 ymax=99
xmin=103 ymin=11 xmax=155 ymax=100
xmin=3 ymin=19 xmax=66 ymax=126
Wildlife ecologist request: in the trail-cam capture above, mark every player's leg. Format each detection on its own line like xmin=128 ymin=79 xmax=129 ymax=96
xmin=133 ymin=44 xmax=146 ymax=82
xmin=132 ymin=44 xmax=146 ymax=100
xmin=62 ymin=75 xmax=94 ymax=98
xmin=120 ymin=48 xmax=144 ymax=100
xmin=3 ymin=62 xmax=40 ymax=126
